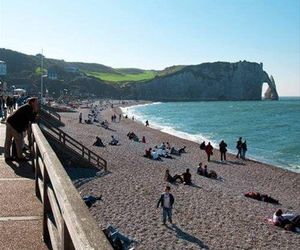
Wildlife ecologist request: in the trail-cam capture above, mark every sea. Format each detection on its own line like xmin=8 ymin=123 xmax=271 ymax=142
xmin=121 ymin=97 xmax=300 ymax=173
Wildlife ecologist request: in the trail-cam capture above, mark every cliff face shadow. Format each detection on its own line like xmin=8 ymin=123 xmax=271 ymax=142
xmin=0 ymin=146 xmax=4 ymax=156
xmin=166 ymin=224 xmax=209 ymax=249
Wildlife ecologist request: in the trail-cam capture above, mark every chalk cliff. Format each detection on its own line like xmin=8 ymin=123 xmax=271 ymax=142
xmin=120 ymin=61 xmax=278 ymax=101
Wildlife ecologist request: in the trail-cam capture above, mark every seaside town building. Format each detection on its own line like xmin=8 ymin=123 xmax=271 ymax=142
xmin=0 ymin=61 xmax=7 ymax=76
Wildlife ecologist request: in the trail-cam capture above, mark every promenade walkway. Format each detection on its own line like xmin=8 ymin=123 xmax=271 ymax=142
xmin=0 ymin=122 xmax=48 ymax=249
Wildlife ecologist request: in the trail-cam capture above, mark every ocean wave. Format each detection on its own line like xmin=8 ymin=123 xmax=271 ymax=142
xmin=120 ymin=100 xmax=300 ymax=173
xmin=121 ymin=105 xmax=220 ymax=148
xmin=121 ymin=102 xmax=162 ymax=111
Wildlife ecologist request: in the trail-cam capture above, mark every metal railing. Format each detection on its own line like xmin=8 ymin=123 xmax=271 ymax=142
xmin=39 ymin=118 xmax=107 ymax=171
xmin=40 ymin=105 xmax=61 ymax=122
xmin=29 ymin=124 xmax=113 ymax=250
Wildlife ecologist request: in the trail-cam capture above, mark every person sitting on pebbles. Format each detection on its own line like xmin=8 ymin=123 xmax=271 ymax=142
xmin=272 ymin=209 xmax=300 ymax=232
xmin=164 ymin=169 xmax=183 ymax=183
xmin=197 ymin=164 xmax=218 ymax=179
xmin=182 ymin=168 xmax=192 ymax=185
xmin=109 ymin=135 xmax=119 ymax=146
xmin=93 ymin=136 xmax=105 ymax=147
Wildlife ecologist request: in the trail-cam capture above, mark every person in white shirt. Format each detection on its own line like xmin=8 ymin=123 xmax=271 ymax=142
xmin=273 ymin=209 xmax=300 ymax=231
xmin=151 ymin=150 xmax=159 ymax=160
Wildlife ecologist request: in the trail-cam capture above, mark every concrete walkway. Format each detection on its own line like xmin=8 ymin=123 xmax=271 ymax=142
xmin=0 ymin=122 xmax=48 ymax=249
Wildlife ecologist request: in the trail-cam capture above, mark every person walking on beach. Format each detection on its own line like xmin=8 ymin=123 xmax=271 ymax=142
xmin=241 ymin=140 xmax=247 ymax=160
xmin=145 ymin=120 xmax=149 ymax=127
xmin=219 ymin=140 xmax=228 ymax=161
xmin=79 ymin=112 xmax=82 ymax=123
xmin=205 ymin=142 xmax=213 ymax=161
xmin=157 ymin=186 xmax=175 ymax=225
xmin=236 ymin=137 xmax=242 ymax=158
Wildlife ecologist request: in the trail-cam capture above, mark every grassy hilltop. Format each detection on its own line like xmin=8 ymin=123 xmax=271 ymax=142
xmin=0 ymin=48 xmax=184 ymax=85
xmin=85 ymin=69 xmax=157 ymax=83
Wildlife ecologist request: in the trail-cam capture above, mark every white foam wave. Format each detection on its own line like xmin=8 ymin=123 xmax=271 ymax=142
xmin=120 ymin=102 xmax=162 ymax=111
xmin=121 ymin=105 xmax=220 ymax=147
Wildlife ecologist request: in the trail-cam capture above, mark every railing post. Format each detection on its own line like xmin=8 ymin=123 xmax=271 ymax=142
xmin=43 ymin=167 xmax=51 ymax=244
xmin=60 ymin=220 xmax=75 ymax=250
xmin=35 ymin=144 xmax=41 ymax=200
xmin=88 ymin=151 xmax=91 ymax=163
xmin=82 ymin=146 xmax=84 ymax=157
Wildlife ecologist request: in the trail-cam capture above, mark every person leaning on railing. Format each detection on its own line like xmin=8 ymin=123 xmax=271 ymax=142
xmin=4 ymin=97 xmax=39 ymax=162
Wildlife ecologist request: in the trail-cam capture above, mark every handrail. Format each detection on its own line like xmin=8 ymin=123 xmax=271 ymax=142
xmin=40 ymin=117 xmax=107 ymax=171
xmin=40 ymin=105 xmax=61 ymax=121
xmin=30 ymin=124 xmax=113 ymax=250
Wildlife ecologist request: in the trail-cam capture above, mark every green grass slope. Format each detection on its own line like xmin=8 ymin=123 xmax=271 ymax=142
xmin=85 ymin=70 xmax=157 ymax=83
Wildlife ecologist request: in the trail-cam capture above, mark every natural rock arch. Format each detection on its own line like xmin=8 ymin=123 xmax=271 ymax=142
xmin=263 ymin=75 xmax=279 ymax=100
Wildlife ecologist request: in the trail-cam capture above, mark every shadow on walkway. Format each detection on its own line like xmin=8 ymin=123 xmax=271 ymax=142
xmin=5 ymin=160 xmax=35 ymax=179
xmin=0 ymin=146 xmax=4 ymax=156
xmin=166 ymin=224 xmax=209 ymax=249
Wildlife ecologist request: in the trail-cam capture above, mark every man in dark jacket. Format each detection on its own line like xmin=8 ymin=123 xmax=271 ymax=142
xmin=157 ymin=186 xmax=175 ymax=225
xmin=236 ymin=137 xmax=242 ymax=158
xmin=219 ymin=140 xmax=228 ymax=161
xmin=4 ymin=97 xmax=38 ymax=161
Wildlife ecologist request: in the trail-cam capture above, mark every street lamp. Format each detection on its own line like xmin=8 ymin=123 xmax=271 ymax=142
xmin=40 ymin=51 xmax=47 ymax=104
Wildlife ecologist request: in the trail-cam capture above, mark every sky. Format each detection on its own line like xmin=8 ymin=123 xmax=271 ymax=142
xmin=0 ymin=0 xmax=299 ymax=96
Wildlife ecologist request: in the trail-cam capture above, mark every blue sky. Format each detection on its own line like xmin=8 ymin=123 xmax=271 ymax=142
xmin=0 ymin=0 xmax=299 ymax=96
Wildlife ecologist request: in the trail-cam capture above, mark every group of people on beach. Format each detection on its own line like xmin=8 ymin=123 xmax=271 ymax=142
xmin=236 ymin=137 xmax=247 ymax=159
xmin=81 ymin=104 xmax=300 ymax=237
xmin=199 ymin=136 xmax=247 ymax=162
xmin=127 ymin=131 xmax=142 ymax=142
xmin=111 ymin=113 xmax=121 ymax=123
xmin=93 ymin=135 xmax=119 ymax=147
xmin=144 ymin=142 xmax=186 ymax=160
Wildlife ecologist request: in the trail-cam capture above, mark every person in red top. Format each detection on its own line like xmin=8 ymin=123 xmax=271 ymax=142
xmin=205 ymin=142 xmax=213 ymax=161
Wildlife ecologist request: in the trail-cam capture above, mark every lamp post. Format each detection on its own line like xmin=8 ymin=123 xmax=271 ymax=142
xmin=40 ymin=50 xmax=44 ymax=101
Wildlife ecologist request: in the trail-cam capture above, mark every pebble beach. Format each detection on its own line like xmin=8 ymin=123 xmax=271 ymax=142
xmin=58 ymin=102 xmax=300 ymax=250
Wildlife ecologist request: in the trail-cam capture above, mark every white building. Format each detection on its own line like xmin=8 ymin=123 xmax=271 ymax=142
xmin=0 ymin=61 xmax=7 ymax=76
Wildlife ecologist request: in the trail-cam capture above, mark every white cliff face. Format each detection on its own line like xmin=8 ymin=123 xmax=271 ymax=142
xmin=123 ymin=61 xmax=278 ymax=101
xmin=264 ymin=75 xmax=279 ymax=100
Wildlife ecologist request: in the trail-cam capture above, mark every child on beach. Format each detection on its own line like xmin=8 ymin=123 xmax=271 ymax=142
xmin=157 ymin=186 xmax=175 ymax=225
